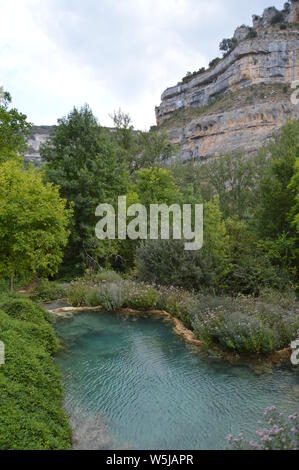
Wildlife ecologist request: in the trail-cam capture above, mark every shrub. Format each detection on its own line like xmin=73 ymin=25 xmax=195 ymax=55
xmin=136 ymin=197 xmax=229 ymax=292
xmin=122 ymin=281 xmax=159 ymax=310
xmin=66 ymin=281 xmax=89 ymax=307
xmin=227 ymin=407 xmax=299 ymax=450
xmin=92 ymin=270 xmax=123 ymax=284
xmin=219 ymin=37 xmax=238 ymax=56
xmin=0 ymin=297 xmax=49 ymax=324
xmin=209 ymin=57 xmax=221 ymax=68
xmin=193 ymin=291 xmax=299 ymax=355
xmin=223 ymin=218 xmax=290 ymax=296
xmin=246 ymin=28 xmax=258 ymax=39
xmin=0 ymin=299 xmax=71 ymax=449
xmin=97 ymin=283 xmax=123 ymax=311
xmin=194 ymin=310 xmax=277 ymax=354
xmin=271 ymin=11 xmax=285 ymax=25
xmin=84 ymin=288 xmax=100 ymax=307
xmin=156 ymin=286 xmax=198 ymax=329
xmin=31 ymin=279 xmax=66 ymax=302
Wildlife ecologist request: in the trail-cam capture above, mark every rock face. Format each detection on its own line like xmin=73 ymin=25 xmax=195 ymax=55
xmin=24 ymin=125 xmax=56 ymax=166
xmin=24 ymin=125 xmax=115 ymax=166
xmin=156 ymin=1 xmax=299 ymax=161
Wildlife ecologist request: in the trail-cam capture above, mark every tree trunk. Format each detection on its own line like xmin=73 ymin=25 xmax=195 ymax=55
xmin=10 ymin=274 xmax=14 ymax=293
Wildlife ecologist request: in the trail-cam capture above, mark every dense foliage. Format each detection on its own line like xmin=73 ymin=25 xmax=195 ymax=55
xmin=41 ymin=105 xmax=129 ymax=272
xmin=0 ymin=296 xmax=71 ymax=449
xmin=0 ymin=160 xmax=72 ymax=290
xmin=37 ymin=107 xmax=299 ymax=299
xmin=0 ymin=90 xmax=298 ymax=453
xmin=136 ymin=196 xmax=229 ymax=290
xmin=193 ymin=289 xmax=299 ymax=354
xmin=64 ymin=275 xmax=299 ymax=355
xmin=219 ymin=37 xmax=238 ymax=56
xmin=0 ymin=87 xmax=31 ymax=162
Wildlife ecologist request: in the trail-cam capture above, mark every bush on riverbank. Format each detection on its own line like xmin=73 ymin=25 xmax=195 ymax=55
xmin=193 ymin=289 xmax=299 ymax=354
xmin=227 ymin=407 xmax=299 ymax=450
xmin=64 ymin=277 xmax=299 ymax=356
xmin=65 ymin=277 xmax=197 ymax=328
xmin=0 ymin=295 xmax=71 ymax=450
xmin=30 ymin=279 xmax=67 ymax=302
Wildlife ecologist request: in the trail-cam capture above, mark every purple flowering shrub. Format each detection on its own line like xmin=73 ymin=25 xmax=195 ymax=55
xmin=227 ymin=407 xmax=299 ymax=450
xmin=193 ymin=291 xmax=299 ymax=355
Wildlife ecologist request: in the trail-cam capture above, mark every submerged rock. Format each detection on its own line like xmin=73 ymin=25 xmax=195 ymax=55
xmin=69 ymin=406 xmax=113 ymax=450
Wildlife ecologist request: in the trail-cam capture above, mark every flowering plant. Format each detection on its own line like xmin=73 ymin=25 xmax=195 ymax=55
xmin=227 ymin=406 xmax=298 ymax=450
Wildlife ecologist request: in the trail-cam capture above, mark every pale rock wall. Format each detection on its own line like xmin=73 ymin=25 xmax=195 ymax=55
xmin=156 ymin=4 xmax=299 ymax=161
xmin=24 ymin=126 xmax=56 ymax=166
xmin=156 ymin=33 xmax=299 ymax=125
xmin=168 ymin=101 xmax=299 ymax=161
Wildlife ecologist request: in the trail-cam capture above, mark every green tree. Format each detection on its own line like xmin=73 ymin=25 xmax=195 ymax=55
xmin=135 ymin=129 xmax=173 ymax=172
xmin=289 ymin=157 xmax=299 ymax=233
xmin=110 ymin=109 xmax=138 ymax=175
xmin=136 ymin=196 xmax=229 ymax=291
xmin=197 ymin=151 xmax=267 ymax=220
xmin=42 ymin=105 xmax=129 ymax=271
xmin=254 ymin=120 xmax=299 ymax=281
xmin=133 ymin=167 xmax=182 ymax=207
xmin=256 ymin=120 xmax=299 ymax=239
xmin=0 ymin=88 xmax=31 ymax=162
xmin=0 ymin=160 xmax=72 ymax=290
xmin=111 ymin=110 xmax=173 ymax=175
xmin=170 ymin=158 xmax=202 ymax=205
xmin=224 ymin=218 xmax=286 ymax=295
xmin=202 ymin=196 xmax=230 ymax=286
xmin=219 ymin=37 xmax=238 ymax=56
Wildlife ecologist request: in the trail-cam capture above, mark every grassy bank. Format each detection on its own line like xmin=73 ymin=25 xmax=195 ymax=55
xmin=0 ymin=295 xmax=71 ymax=450
xmin=51 ymin=271 xmax=299 ymax=358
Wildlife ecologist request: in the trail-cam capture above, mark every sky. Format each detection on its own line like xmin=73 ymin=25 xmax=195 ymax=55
xmin=0 ymin=0 xmax=285 ymax=130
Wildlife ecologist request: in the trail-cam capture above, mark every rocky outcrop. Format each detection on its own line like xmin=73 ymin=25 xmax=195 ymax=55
xmin=165 ymin=93 xmax=299 ymax=161
xmin=24 ymin=125 xmax=56 ymax=166
xmin=25 ymin=125 xmax=115 ymax=166
xmin=156 ymin=2 xmax=299 ymax=161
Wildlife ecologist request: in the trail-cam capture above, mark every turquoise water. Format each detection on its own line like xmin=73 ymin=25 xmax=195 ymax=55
xmin=55 ymin=312 xmax=299 ymax=450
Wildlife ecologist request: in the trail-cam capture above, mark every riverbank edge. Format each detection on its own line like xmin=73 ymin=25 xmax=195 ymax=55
xmin=47 ymin=304 xmax=202 ymax=347
xmin=47 ymin=304 xmax=291 ymax=366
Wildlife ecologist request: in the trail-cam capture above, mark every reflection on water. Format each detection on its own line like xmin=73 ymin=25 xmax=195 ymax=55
xmin=55 ymin=312 xmax=299 ymax=450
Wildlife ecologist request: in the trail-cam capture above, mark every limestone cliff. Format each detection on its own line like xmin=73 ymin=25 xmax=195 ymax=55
xmin=24 ymin=125 xmax=56 ymax=166
xmin=156 ymin=1 xmax=299 ymax=161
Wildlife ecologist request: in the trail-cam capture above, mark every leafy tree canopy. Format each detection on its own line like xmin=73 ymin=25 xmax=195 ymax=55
xmin=219 ymin=37 xmax=238 ymax=56
xmin=111 ymin=109 xmax=173 ymax=175
xmin=0 ymin=87 xmax=31 ymax=162
xmin=133 ymin=167 xmax=183 ymax=207
xmin=289 ymin=157 xmax=299 ymax=233
xmin=0 ymin=160 xmax=72 ymax=290
xmin=42 ymin=105 xmax=129 ymax=269
xmin=256 ymin=119 xmax=299 ymax=239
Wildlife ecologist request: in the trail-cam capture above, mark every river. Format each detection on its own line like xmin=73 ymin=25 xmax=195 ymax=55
xmin=55 ymin=311 xmax=299 ymax=450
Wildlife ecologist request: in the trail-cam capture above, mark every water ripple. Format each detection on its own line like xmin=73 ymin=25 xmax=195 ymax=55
xmin=55 ymin=312 xmax=299 ymax=450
